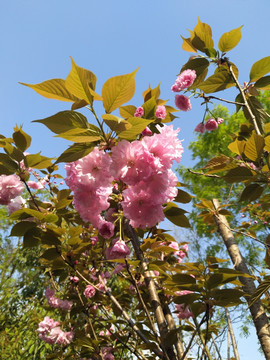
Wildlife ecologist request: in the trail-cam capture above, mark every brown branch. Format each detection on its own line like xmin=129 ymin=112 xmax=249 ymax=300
xmin=203 ymin=94 xmax=245 ymax=106
xmin=225 ymin=308 xmax=240 ymax=360
xmin=126 ymin=222 xmax=178 ymax=360
xmin=212 ymin=199 xmax=270 ymax=360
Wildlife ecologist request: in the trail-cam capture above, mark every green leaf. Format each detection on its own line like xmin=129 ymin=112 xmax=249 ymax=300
xmin=102 ymin=114 xmax=132 ymax=133
xmin=254 ymin=76 xmax=270 ymax=90
xmin=118 ymin=117 xmax=153 ymax=140
xmin=65 ymin=57 xmax=98 ymax=105
xmin=9 ymin=208 xmax=45 ymax=221
xmin=33 ymin=111 xmax=89 ymax=134
xmin=55 ymin=128 xmax=101 ymax=143
xmin=0 ymin=153 xmax=18 ymax=172
xmin=23 ymin=227 xmax=43 ymax=248
xmin=218 ymin=26 xmax=243 ymax=52
xmin=207 ymin=273 xmax=238 ymax=290
xmin=119 ymin=105 xmax=137 ymax=119
xmin=264 ymin=136 xmax=270 ymax=152
xmin=249 ymin=279 xmax=270 ymax=307
xmin=19 ymin=78 xmax=80 ymax=102
xmin=239 ymin=183 xmax=264 ymax=202
xmin=174 ymin=189 xmax=192 ymax=204
xmin=174 ymin=293 xmax=201 ymax=305
xmin=102 ymin=68 xmax=138 ymax=113
xmin=223 ymin=166 xmax=253 ymax=183
xmin=243 ymin=96 xmax=269 ymax=134
xmin=56 ymin=143 xmax=94 ymax=163
xmin=41 ymin=247 xmax=60 ymax=260
xmin=12 ymin=126 xmax=32 ymax=152
xmin=10 ymin=221 xmax=36 ymax=237
xmin=142 ymin=83 xmax=161 ymax=102
xmin=25 ymin=153 xmax=53 ymax=169
xmin=244 ymin=132 xmax=265 ymax=161
xmin=211 ymin=288 xmax=244 ymax=306
xmin=142 ymin=97 xmax=156 ymax=119
xmin=198 ymin=67 xmax=235 ymax=93
xmin=250 ymin=56 xmax=270 ymax=82
xmin=164 ymin=202 xmax=191 ymax=228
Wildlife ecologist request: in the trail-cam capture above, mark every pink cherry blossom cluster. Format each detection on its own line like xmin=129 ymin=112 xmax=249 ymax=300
xmin=175 ymin=290 xmax=194 ymax=320
xmin=65 ymin=147 xmax=114 ymax=233
xmin=84 ymin=284 xmax=96 ymax=298
xmin=194 ymin=117 xmax=224 ymax=133
xmin=45 ymin=288 xmax=73 ymax=311
xmin=102 ymin=347 xmax=115 ymax=360
xmin=65 ymin=124 xmax=183 ymax=229
xmin=134 ymin=105 xmax=167 ymax=120
xmin=171 ymin=69 xmax=196 ymax=112
xmin=37 ymin=316 xmax=74 ymax=345
xmin=0 ymin=174 xmax=24 ymax=205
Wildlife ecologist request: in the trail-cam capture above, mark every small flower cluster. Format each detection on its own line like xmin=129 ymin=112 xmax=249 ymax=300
xmin=65 ymin=124 xmax=183 ymax=229
xmin=105 ymin=238 xmax=130 ymax=260
xmin=134 ymin=105 xmax=167 ymax=120
xmin=45 ymin=288 xmax=73 ymax=311
xmin=175 ymin=290 xmax=194 ymax=320
xmin=37 ymin=316 xmax=74 ymax=345
xmin=171 ymin=69 xmax=196 ymax=111
xmin=0 ymin=175 xmax=24 ymax=211
xmin=194 ymin=117 xmax=224 ymax=134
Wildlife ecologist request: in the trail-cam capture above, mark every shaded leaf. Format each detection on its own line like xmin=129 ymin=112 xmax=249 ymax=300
xmin=102 ymin=114 xmax=132 ymax=133
xmin=174 ymin=189 xmax=192 ymax=203
xmin=240 ymin=183 xmax=264 ymax=202
xmin=244 ymin=132 xmax=264 ymax=161
xmin=254 ymin=76 xmax=270 ymax=90
xmin=223 ymin=166 xmax=253 ymax=183
xmin=164 ymin=202 xmax=191 ymax=228
xmin=198 ymin=67 xmax=235 ymax=93
xmin=12 ymin=126 xmax=32 ymax=152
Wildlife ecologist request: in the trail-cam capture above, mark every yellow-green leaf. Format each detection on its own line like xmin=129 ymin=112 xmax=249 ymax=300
xmin=223 ymin=166 xmax=253 ymax=183
xmin=102 ymin=114 xmax=132 ymax=133
xmin=20 ymin=78 xmax=80 ymax=102
xmin=244 ymin=132 xmax=265 ymax=161
xmin=56 ymin=143 xmax=94 ymax=163
xmin=181 ymin=36 xmax=197 ymax=53
xmin=190 ymin=18 xmax=214 ymax=53
xmin=55 ymin=128 xmax=101 ymax=143
xmin=119 ymin=105 xmax=137 ymax=119
xmin=198 ymin=67 xmax=235 ymax=93
xmin=264 ymin=136 xmax=270 ymax=152
xmin=118 ymin=117 xmax=153 ymax=140
xmin=12 ymin=126 xmax=32 ymax=152
xmin=65 ymin=57 xmax=97 ymax=105
xmin=250 ymin=56 xmax=270 ymax=82
xmin=164 ymin=202 xmax=191 ymax=228
xmin=218 ymin=26 xmax=243 ymax=52
xmin=102 ymin=68 xmax=138 ymax=113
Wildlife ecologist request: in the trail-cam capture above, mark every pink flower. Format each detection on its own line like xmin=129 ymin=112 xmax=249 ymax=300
xmin=84 ymin=285 xmax=96 ymax=298
xmin=102 ymin=347 xmax=115 ymax=360
xmin=175 ymin=304 xmax=193 ymax=319
xmin=141 ymin=127 xmax=152 ymax=137
xmin=7 ymin=196 xmax=25 ymax=214
xmin=134 ymin=106 xmax=144 ymax=117
xmin=216 ymin=117 xmax=224 ymax=124
xmin=155 ymin=105 xmax=167 ymax=120
xmin=98 ymin=220 xmax=115 ymax=239
xmin=27 ymin=179 xmax=46 ymax=190
xmin=37 ymin=317 xmax=60 ymax=336
xmin=113 ymin=263 xmax=126 ymax=274
xmin=175 ymin=95 xmax=192 ymax=111
xmin=171 ymin=69 xmax=197 ymax=92
xmin=205 ymin=118 xmax=218 ymax=131
xmin=0 ymin=175 xmax=24 ymax=205
xmin=106 ymin=239 xmax=130 ymax=260
xmin=70 ymin=276 xmax=79 ymax=283
xmin=194 ymin=123 xmax=205 ymax=134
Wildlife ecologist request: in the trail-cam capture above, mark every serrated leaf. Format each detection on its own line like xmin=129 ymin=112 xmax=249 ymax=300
xmin=228 ymin=139 xmax=246 ymax=156
xmin=33 ymin=111 xmax=89 ymax=134
xmin=207 ymin=273 xmax=238 ymax=290
xmin=56 ymin=143 xmax=94 ymax=163
xmin=191 ymin=18 xmax=214 ymax=53
xmin=119 ymin=105 xmax=137 ymax=119
xmin=10 ymin=208 xmax=45 ymax=221
xmin=250 ymin=56 xmax=270 ymax=82
xmin=102 ymin=114 xmax=132 ymax=133
xmin=240 ymin=183 xmax=264 ymax=202
xmin=118 ymin=117 xmax=153 ymax=140
xmin=264 ymin=136 xmax=270 ymax=152
xmin=164 ymin=202 xmax=191 ymax=228
xmin=102 ymin=68 xmax=138 ymax=113
xmin=142 ymin=83 xmax=161 ymax=102
xmin=198 ymin=67 xmax=235 ymax=94
xmin=218 ymin=26 xmax=243 ymax=52
xmin=142 ymin=97 xmax=156 ymax=119
xmin=254 ymin=76 xmax=270 ymax=90
xmin=25 ymin=153 xmax=53 ymax=169
xmin=243 ymin=96 xmax=269 ymax=134
xmin=41 ymin=247 xmax=60 ymax=260
xmin=55 ymin=128 xmax=101 ymax=143
xmin=65 ymin=57 xmax=98 ymax=105
xmin=244 ymin=132 xmax=265 ymax=161
xmin=20 ymin=78 xmax=79 ymax=102
xmin=223 ymin=166 xmax=253 ymax=183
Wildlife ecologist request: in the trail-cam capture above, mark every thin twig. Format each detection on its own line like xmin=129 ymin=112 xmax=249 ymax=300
xmin=203 ymin=94 xmax=245 ymax=107
xmin=187 ymin=169 xmax=221 ymax=178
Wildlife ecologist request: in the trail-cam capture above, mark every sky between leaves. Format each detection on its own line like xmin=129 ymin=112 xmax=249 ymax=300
xmin=1 ymin=0 xmax=270 ymax=358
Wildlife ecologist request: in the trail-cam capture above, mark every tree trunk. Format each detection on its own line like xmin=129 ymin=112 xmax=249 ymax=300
xmin=212 ymin=199 xmax=270 ymax=360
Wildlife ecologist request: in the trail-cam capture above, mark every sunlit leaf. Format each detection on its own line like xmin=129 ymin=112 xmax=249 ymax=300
xmin=244 ymin=132 xmax=264 ymax=161
xmin=102 ymin=68 xmax=138 ymax=113
xmin=218 ymin=26 xmax=243 ymax=52
xmin=250 ymin=56 xmax=270 ymax=82
xmin=56 ymin=143 xmax=94 ymax=163
xmin=12 ymin=126 xmax=32 ymax=152
xmin=102 ymin=114 xmax=132 ymax=133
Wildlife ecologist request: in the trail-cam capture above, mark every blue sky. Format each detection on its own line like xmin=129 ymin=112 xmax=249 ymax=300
xmin=1 ymin=1 xmax=270 ymax=358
